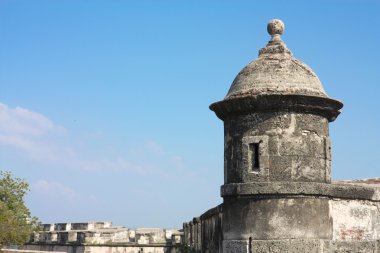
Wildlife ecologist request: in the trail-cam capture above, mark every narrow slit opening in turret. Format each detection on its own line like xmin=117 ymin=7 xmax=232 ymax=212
xmin=249 ymin=143 xmax=260 ymax=173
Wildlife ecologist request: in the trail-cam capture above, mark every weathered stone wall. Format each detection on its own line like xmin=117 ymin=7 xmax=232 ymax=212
xmin=40 ymin=223 xmax=112 ymax=233
xmin=223 ymin=196 xmax=331 ymax=240
xmin=20 ymin=245 xmax=178 ymax=253
xmin=183 ymin=205 xmax=223 ymax=253
xmin=224 ymin=112 xmax=330 ymax=184
xmin=84 ymin=245 xmax=177 ymax=253
xmin=1 ymin=249 xmax=65 ymax=253
xmin=330 ymin=199 xmax=380 ymax=241
xmin=184 ymin=182 xmax=380 ymax=252
xmin=223 ymin=239 xmax=380 ymax=252
xmin=26 ymin=222 xmax=182 ymax=253
xmin=17 ymin=246 xmax=83 ymax=253
xmin=200 ymin=205 xmax=223 ymax=253
xmin=31 ymin=223 xmax=182 ymax=246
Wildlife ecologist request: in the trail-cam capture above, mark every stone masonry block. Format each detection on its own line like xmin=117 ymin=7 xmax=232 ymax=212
xmin=323 ymin=240 xmax=377 ymax=253
xmin=251 ymin=240 xmax=291 ymax=253
xmin=289 ymin=239 xmax=321 ymax=253
xmin=356 ymin=241 xmax=376 ymax=253
xmin=223 ymin=240 xmax=249 ymax=253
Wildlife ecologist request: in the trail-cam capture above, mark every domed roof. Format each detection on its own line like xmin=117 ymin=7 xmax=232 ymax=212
xmin=225 ymin=19 xmax=327 ymax=100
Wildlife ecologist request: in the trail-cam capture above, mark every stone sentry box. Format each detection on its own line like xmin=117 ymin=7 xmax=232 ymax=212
xmin=211 ymin=18 xmax=342 ymax=245
xmin=199 ymin=19 xmax=380 ymax=252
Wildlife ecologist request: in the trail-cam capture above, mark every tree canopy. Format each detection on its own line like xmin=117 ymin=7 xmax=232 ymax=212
xmin=0 ymin=171 xmax=39 ymax=246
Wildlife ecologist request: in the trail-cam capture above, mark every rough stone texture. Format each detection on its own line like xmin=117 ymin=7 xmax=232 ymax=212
xmin=330 ymin=199 xmax=380 ymax=241
xmin=20 ymin=245 xmax=179 ymax=253
xmin=211 ymin=20 xmax=342 ymax=188
xmin=221 ymin=182 xmax=380 ymax=201
xmin=188 ymin=218 xmax=202 ymax=252
xmin=181 ymin=237 xmax=380 ymax=252
xmin=222 ymin=240 xmax=248 ymax=253
xmin=250 ymin=239 xmax=380 ymax=252
xmin=200 ymin=205 xmax=223 ymax=253
xmin=251 ymin=240 xmax=293 ymax=253
xmin=210 ymin=95 xmax=342 ymax=123
xmin=223 ymin=197 xmax=332 ymax=240
xmin=289 ymin=239 xmax=321 ymax=253
xmin=267 ymin=19 xmax=285 ymax=37
xmin=184 ymin=188 xmax=380 ymax=252
xmin=334 ymin=178 xmax=380 ymax=187
xmin=224 ymin=34 xmax=328 ymax=99
xmin=223 ymin=112 xmax=331 ymax=184
xmin=323 ymin=240 xmax=378 ymax=252
xmin=252 ymin=240 xmax=290 ymax=253
xmin=18 ymin=246 xmax=84 ymax=253
xmin=184 ymin=205 xmax=223 ymax=253
xmin=2 ymin=250 xmax=66 ymax=253
xmin=29 ymin=222 xmax=182 ymax=249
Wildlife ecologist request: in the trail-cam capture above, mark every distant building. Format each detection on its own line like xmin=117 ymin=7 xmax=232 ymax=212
xmin=21 ymin=222 xmax=182 ymax=253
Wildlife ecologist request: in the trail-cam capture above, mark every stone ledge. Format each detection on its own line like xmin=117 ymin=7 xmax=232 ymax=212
xmin=222 ymin=239 xmax=380 ymax=252
xmin=24 ymin=243 xmax=173 ymax=247
xmin=334 ymin=178 xmax=380 ymax=187
xmin=221 ymin=182 xmax=380 ymax=201
xmin=199 ymin=204 xmax=223 ymax=220
xmin=1 ymin=250 xmax=66 ymax=253
xmin=209 ymin=94 xmax=342 ymax=122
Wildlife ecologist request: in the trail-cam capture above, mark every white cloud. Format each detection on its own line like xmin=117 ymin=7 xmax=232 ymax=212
xmin=0 ymin=102 xmax=188 ymax=177
xmin=0 ymin=102 xmax=68 ymax=162
xmin=171 ymin=155 xmax=184 ymax=169
xmin=30 ymin=180 xmax=100 ymax=216
xmin=32 ymin=180 xmax=78 ymax=202
xmin=145 ymin=140 xmax=165 ymax=156
xmin=0 ymin=103 xmax=65 ymax=137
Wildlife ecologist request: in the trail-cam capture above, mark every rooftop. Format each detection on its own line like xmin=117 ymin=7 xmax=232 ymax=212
xmin=225 ymin=19 xmax=328 ymax=100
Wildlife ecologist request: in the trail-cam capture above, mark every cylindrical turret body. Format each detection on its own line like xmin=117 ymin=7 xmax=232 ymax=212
xmin=223 ymin=111 xmax=330 ymax=184
xmin=210 ymin=19 xmax=343 ymax=252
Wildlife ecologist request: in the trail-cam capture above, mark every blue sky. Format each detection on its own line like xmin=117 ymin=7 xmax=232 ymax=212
xmin=0 ymin=1 xmax=379 ymax=228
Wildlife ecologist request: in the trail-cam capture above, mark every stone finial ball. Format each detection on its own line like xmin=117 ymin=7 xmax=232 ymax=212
xmin=267 ymin=19 xmax=285 ymax=36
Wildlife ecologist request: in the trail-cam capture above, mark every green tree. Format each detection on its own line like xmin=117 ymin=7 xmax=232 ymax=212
xmin=0 ymin=171 xmax=39 ymax=247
